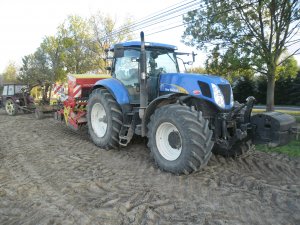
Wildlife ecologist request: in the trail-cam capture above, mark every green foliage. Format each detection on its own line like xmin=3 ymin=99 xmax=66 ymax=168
xmin=256 ymin=140 xmax=300 ymax=157
xmin=18 ymin=13 xmax=133 ymax=84
xmin=58 ymin=15 xmax=97 ymax=74
xmin=255 ymin=76 xmax=267 ymax=104
xmin=276 ymin=57 xmax=298 ymax=79
xmin=274 ymin=75 xmax=294 ymax=105
xmin=40 ymin=35 xmax=66 ymax=81
xmin=233 ymin=75 xmax=256 ymax=103
xmin=289 ymin=71 xmax=300 ymax=106
xmin=188 ymin=66 xmax=207 ymax=74
xmin=205 ymin=45 xmax=255 ymax=82
xmin=182 ymin=0 xmax=300 ymax=111
xmin=2 ymin=62 xmax=18 ymax=83
xmin=89 ymin=11 xmax=133 ymax=71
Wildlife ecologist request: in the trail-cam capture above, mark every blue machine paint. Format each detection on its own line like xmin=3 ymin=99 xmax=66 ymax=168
xmin=94 ymin=78 xmax=130 ymax=105
xmin=110 ymin=41 xmax=177 ymax=50
xmin=160 ymin=73 xmax=233 ymax=110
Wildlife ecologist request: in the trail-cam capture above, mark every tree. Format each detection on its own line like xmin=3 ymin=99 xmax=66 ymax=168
xmin=40 ymin=35 xmax=66 ymax=81
xmin=274 ymin=57 xmax=298 ymax=104
xmin=233 ymin=75 xmax=256 ymax=103
xmin=188 ymin=66 xmax=207 ymax=74
xmin=2 ymin=62 xmax=18 ymax=83
xmin=182 ymin=0 xmax=300 ymax=111
xmin=89 ymin=12 xmax=133 ymax=71
xmin=58 ymin=15 xmax=98 ymax=74
xmin=276 ymin=56 xmax=298 ymax=79
xmin=18 ymin=51 xmax=51 ymax=85
xmin=204 ymin=46 xmax=255 ymax=83
xmin=288 ymin=70 xmax=300 ymax=105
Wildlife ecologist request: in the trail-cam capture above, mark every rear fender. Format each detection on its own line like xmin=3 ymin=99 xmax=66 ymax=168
xmin=251 ymin=112 xmax=296 ymax=147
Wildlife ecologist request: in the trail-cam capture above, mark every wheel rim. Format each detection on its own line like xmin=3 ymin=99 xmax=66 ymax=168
xmin=5 ymin=101 xmax=14 ymax=115
xmin=91 ymin=103 xmax=107 ymax=138
xmin=156 ymin=122 xmax=182 ymax=161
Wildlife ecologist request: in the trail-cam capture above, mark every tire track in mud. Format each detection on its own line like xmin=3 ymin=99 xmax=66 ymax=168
xmin=0 ymin=110 xmax=299 ymax=225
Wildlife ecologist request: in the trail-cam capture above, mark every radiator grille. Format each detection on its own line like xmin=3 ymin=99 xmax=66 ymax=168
xmin=218 ymin=84 xmax=231 ymax=105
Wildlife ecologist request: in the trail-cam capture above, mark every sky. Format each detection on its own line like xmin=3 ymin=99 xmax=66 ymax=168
xmin=0 ymin=0 xmax=299 ymax=73
xmin=0 ymin=0 xmax=206 ymax=73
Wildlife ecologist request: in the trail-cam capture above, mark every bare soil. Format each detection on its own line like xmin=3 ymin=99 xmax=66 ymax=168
xmin=0 ymin=109 xmax=299 ymax=225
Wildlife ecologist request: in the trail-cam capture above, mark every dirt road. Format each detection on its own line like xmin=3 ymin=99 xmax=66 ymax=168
xmin=0 ymin=110 xmax=299 ymax=225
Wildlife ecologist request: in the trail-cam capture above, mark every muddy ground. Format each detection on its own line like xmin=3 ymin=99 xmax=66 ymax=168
xmin=0 ymin=109 xmax=299 ymax=225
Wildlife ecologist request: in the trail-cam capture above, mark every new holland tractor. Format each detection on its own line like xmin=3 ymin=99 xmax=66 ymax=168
xmin=86 ymin=32 xmax=296 ymax=174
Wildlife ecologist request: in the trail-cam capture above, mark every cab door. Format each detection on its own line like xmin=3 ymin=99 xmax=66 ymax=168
xmin=113 ymin=49 xmax=140 ymax=104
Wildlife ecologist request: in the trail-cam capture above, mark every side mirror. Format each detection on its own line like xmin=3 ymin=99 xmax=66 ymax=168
xmin=105 ymin=66 xmax=112 ymax=71
xmin=192 ymin=51 xmax=197 ymax=62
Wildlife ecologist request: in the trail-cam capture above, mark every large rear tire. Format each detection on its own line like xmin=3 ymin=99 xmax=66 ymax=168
xmin=212 ymin=140 xmax=253 ymax=157
xmin=147 ymin=104 xmax=214 ymax=175
xmin=5 ymin=99 xmax=18 ymax=116
xmin=87 ymin=88 xmax=123 ymax=150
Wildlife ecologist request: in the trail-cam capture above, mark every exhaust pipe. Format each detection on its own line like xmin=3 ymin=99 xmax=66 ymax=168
xmin=139 ymin=31 xmax=148 ymax=119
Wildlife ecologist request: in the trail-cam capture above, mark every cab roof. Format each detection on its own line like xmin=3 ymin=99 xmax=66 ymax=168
xmin=111 ymin=41 xmax=177 ymax=50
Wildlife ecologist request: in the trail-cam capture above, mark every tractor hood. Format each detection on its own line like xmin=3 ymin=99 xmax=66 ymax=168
xmin=159 ymin=73 xmax=233 ymax=110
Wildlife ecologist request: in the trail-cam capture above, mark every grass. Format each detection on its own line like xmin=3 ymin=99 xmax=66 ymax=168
xmin=255 ymin=140 xmax=300 ymax=157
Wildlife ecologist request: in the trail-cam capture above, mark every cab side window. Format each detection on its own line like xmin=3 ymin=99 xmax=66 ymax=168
xmin=114 ymin=49 xmax=139 ymax=86
xmin=8 ymin=85 xmax=14 ymax=95
xmin=2 ymin=86 xmax=8 ymax=95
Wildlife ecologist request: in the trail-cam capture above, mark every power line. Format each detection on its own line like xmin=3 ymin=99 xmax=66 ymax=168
xmin=97 ymin=0 xmax=259 ymax=44
xmin=147 ymin=1 xmax=260 ymax=36
xmin=98 ymin=0 xmax=202 ymax=42
xmin=108 ymin=0 xmax=199 ymax=37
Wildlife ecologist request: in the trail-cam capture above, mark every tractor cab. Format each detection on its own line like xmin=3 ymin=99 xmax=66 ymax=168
xmin=109 ymin=41 xmax=179 ymax=103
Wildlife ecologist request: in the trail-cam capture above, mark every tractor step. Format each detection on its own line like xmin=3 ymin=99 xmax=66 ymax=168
xmin=119 ymin=124 xmax=134 ymax=146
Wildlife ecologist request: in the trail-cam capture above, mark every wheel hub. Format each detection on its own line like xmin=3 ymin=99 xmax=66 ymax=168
xmin=6 ymin=101 xmax=15 ymax=115
xmin=91 ymin=103 xmax=107 ymax=138
xmin=168 ymin=131 xmax=181 ymax=149
xmin=156 ymin=122 xmax=182 ymax=161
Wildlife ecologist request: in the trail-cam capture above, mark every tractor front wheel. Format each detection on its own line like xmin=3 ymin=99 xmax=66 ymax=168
xmin=147 ymin=104 xmax=214 ymax=175
xmin=87 ymin=88 xmax=123 ymax=150
xmin=5 ymin=99 xmax=18 ymax=116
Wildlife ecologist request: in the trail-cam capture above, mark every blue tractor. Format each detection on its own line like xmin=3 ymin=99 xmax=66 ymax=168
xmin=87 ymin=32 xmax=296 ymax=174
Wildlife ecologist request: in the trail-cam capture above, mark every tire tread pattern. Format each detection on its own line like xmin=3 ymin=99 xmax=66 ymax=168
xmin=147 ymin=103 xmax=214 ymax=174
xmin=87 ymin=88 xmax=123 ymax=150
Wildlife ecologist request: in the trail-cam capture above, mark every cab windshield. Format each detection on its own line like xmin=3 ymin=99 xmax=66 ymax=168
xmin=113 ymin=48 xmax=179 ymax=86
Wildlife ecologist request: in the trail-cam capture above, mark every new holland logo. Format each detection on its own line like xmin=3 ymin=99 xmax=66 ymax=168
xmin=193 ymin=90 xmax=201 ymax=95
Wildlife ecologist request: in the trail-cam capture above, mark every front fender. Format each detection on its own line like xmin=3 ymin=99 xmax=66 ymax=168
xmin=93 ymin=78 xmax=130 ymax=105
xmin=141 ymin=93 xmax=185 ymax=136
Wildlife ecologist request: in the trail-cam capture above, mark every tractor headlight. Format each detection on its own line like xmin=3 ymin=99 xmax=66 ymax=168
xmin=230 ymin=89 xmax=234 ymax=107
xmin=211 ymin=83 xmax=225 ymax=109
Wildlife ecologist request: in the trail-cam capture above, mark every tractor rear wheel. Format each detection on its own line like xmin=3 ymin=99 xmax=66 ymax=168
xmin=87 ymin=88 xmax=123 ymax=150
xmin=5 ymin=99 xmax=18 ymax=116
xmin=147 ymin=104 xmax=214 ymax=175
xmin=212 ymin=140 xmax=253 ymax=157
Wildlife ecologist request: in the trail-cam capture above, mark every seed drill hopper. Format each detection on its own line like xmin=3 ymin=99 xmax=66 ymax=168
xmin=55 ymin=74 xmax=110 ymax=130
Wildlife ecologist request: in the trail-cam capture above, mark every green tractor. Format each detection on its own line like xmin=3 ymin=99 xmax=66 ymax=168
xmin=86 ymin=32 xmax=296 ymax=174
